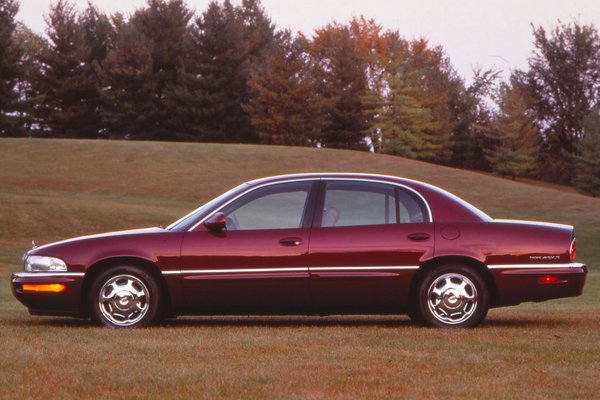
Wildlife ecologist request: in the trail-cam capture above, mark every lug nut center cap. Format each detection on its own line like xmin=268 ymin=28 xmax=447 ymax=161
xmin=443 ymin=290 xmax=461 ymax=308
xmin=115 ymin=291 xmax=133 ymax=309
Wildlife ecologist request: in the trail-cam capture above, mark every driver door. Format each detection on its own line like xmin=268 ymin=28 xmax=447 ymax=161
xmin=179 ymin=180 xmax=317 ymax=313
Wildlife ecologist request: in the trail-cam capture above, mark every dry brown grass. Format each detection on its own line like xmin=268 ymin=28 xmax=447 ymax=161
xmin=0 ymin=138 xmax=598 ymax=399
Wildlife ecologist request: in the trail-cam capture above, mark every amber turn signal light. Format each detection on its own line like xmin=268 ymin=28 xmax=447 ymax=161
xmin=22 ymin=283 xmax=66 ymax=293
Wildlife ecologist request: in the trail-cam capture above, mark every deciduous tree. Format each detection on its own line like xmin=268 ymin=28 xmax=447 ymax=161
xmin=520 ymin=21 xmax=600 ymax=181
xmin=573 ymin=108 xmax=600 ymax=196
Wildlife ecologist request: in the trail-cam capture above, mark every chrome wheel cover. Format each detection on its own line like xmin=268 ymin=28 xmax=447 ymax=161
xmin=427 ymin=273 xmax=478 ymax=325
xmin=98 ymin=274 xmax=150 ymax=327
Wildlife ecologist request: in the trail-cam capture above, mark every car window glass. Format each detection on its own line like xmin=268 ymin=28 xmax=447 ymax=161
xmin=223 ymin=182 xmax=311 ymax=230
xmin=398 ymin=189 xmax=426 ymax=223
xmin=322 ymin=181 xmax=397 ymax=227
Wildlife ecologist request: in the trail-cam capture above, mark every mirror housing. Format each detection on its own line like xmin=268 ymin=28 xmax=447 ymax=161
xmin=204 ymin=212 xmax=227 ymax=231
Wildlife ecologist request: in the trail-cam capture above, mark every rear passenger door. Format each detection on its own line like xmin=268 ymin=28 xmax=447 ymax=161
xmin=308 ymin=179 xmax=434 ymax=310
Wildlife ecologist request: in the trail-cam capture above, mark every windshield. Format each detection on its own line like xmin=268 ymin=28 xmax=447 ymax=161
xmin=167 ymin=183 xmax=249 ymax=231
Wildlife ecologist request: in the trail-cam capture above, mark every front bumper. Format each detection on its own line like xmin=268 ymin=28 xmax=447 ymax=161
xmin=11 ymin=272 xmax=85 ymax=317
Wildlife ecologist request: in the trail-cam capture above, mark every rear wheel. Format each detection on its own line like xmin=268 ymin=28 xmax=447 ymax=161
xmin=90 ymin=266 xmax=162 ymax=328
xmin=414 ymin=264 xmax=489 ymax=328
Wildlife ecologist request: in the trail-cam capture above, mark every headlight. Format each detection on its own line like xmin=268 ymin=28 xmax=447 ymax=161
xmin=25 ymin=256 xmax=67 ymax=272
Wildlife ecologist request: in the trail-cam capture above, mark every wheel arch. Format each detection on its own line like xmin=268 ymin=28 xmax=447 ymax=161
xmin=80 ymin=256 xmax=172 ymax=317
xmin=411 ymin=256 xmax=499 ymax=307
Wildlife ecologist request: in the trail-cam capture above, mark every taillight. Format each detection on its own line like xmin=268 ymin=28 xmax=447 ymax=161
xmin=569 ymin=238 xmax=576 ymax=261
xmin=538 ymin=275 xmax=560 ymax=284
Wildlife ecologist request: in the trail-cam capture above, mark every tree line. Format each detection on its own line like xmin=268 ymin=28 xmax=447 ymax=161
xmin=0 ymin=0 xmax=599 ymax=194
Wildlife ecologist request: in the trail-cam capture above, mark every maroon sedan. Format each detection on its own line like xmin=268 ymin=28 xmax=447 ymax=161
xmin=11 ymin=173 xmax=587 ymax=328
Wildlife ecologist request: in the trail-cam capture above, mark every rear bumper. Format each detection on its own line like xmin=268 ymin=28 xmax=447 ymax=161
xmin=490 ymin=263 xmax=587 ymax=306
xmin=11 ymin=272 xmax=85 ymax=317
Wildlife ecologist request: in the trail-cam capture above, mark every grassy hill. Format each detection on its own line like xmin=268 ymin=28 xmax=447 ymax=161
xmin=0 ymin=138 xmax=598 ymax=398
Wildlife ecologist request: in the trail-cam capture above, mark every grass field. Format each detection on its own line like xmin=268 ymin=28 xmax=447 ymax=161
xmin=0 ymin=138 xmax=598 ymax=399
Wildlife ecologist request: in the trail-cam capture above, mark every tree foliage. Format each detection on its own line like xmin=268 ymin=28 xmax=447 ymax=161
xmin=485 ymin=84 xmax=540 ymax=179
xmin=166 ymin=0 xmax=274 ymax=142
xmin=33 ymin=0 xmax=101 ymax=137
xmin=309 ymin=21 xmax=371 ymax=150
xmin=5 ymin=1 xmax=600 ymax=194
xmin=573 ymin=108 xmax=600 ymax=196
xmin=243 ymin=31 xmax=324 ymax=145
xmin=519 ymin=21 xmax=600 ymax=181
xmin=0 ymin=0 xmax=23 ymax=136
xmin=13 ymin=24 xmax=47 ymax=133
xmin=99 ymin=23 xmax=157 ymax=139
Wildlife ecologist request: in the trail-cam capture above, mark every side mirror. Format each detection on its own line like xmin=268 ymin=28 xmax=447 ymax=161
xmin=204 ymin=212 xmax=227 ymax=231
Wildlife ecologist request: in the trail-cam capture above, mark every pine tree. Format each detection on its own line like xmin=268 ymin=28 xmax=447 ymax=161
xmin=79 ymin=4 xmax=114 ymax=137
xmin=485 ymin=85 xmax=539 ymax=179
xmin=309 ymin=23 xmax=370 ymax=150
xmin=0 ymin=0 xmax=23 ymax=136
xmin=377 ymin=66 xmax=443 ymax=159
xmin=573 ymin=108 xmax=600 ymax=196
xmin=165 ymin=1 xmax=243 ymax=141
xmin=13 ymin=24 xmax=47 ymax=134
xmin=167 ymin=0 xmax=274 ymax=142
xmin=34 ymin=0 xmax=99 ymax=137
xmin=130 ymin=0 xmax=192 ymax=140
xmin=99 ymin=23 xmax=157 ymax=139
xmin=243 ymin=31 xmax=324 ymax=145
xmin=405 ymin=40 xmax=455 ymax=163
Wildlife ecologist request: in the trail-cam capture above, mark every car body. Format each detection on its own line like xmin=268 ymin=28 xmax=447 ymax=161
xmin=11 ymin=173 xmax=587 ymax=328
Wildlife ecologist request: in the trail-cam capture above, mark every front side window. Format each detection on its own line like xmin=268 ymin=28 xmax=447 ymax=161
xmin=222 ymin=182 xmax=312 ymax=231
xmin=320 ymin=180 xmax=428 ymax=227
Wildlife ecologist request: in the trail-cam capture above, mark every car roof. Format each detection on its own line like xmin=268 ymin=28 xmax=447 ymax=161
xmin=245 ymin=173 xmax=491 ymax=222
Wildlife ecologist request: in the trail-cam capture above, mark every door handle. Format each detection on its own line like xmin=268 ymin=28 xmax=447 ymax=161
xmin=408 ymin=232 xmax=430 ymax=241
xmin=279 ymin=237 xmax=303 ymax=246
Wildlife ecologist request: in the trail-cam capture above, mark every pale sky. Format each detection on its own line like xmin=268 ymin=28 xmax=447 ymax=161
xmin=16 ymin=0 xmax=600 ymax=83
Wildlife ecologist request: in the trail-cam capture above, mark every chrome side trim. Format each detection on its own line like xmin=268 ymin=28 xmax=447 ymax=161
xmin=162 ymin=266 xmax=420 ymax=275
xmin=163 ymin=267 xmax=308 ymax=275
xmin=487 ymin=263 xmax=585 ymax=270
xmin=187 ymin=176 xmax=433 ymax=232
xmin=311 ymin=266 xmax=419 ymax=271
xmin=12 ymin=272 xmax=85 ymax=278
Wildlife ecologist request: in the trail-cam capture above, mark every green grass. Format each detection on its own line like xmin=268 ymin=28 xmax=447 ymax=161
xmin=0 ymin=138 xmax=599 ymax=399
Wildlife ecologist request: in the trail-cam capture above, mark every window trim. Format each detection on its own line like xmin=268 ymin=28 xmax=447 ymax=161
xmin=187 ymin=179 xmax=319 ymax=232
xmin=314 ymin=178 xmax=432 ymax=228
xmin=188 ymin=177 xmax=433 ymax=232
xmin=220 ymin=181 xmax=314 ymax=231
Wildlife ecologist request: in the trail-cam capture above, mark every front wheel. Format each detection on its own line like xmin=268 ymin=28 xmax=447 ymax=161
xmin=414 ymin=265 xmax=489 ymax=328
xmin=90 ymin=266 xmax=162 ymax=328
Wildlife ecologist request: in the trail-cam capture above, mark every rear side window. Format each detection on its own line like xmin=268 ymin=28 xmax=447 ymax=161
xmin=320 ymin=180 xmax=428 ymax=227
xmin=398 ymin=189 xmax=426 ymax=223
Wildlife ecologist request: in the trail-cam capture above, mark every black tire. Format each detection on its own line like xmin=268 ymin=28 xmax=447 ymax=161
xmin=90 ymin=265 xmax=162 ymax=328
xmin=413 ymin=264 xmax=489 ymax=328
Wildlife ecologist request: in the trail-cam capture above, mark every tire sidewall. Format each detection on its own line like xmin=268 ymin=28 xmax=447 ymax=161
xmin=416 ymin=264 xmax=489 ymax=328
xmin=90 ymin=265 xmax=161 ymax=328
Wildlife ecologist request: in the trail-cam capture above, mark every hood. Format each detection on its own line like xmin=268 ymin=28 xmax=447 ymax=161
xmin=29 ymin=227 xmax=165 ymax=255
